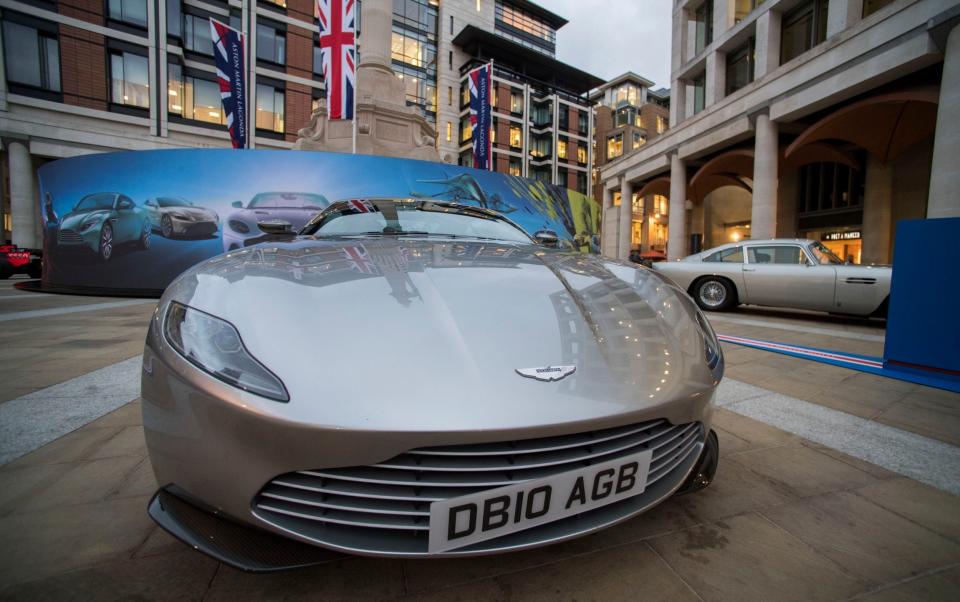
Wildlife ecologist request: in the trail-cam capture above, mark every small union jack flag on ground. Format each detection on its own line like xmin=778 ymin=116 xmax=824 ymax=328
xmin=342 ymin=244 xmax=377 ymax=275
xmin=317 ymin=0 xmax=356 ymax=120
xmin=209 ymin=18 xmax=247 ymax=148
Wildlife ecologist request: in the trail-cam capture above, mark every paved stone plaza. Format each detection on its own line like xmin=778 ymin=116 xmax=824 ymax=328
xmin=1 ymin=276 xmax=958 ymax=601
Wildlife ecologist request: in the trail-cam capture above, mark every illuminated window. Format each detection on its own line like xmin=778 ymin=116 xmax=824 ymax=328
xmin=446 ymin=122 xmax=452 ymax=142
xmin=734 ymin=0 xmax=763 ymax=23
xmin=169 ymin=62 xmax=226 ymax=126
xmin=607 ymin=133 xmax=623 ymax=160
xmin=256 ymin=83 xmax=285 ymax=133
xmin=632 ymin=132 xmax=646 ymax=149
xmin=110 ymin=51 xmax=149 ymax=108
xmin=510 ymin=91 xmax=523 ymax=113
xmin=508 ymin=158 xmax=521 ymax=176
xmin=577 ymin=146 xmax=586 ymax=164
xmin=656 ymin=115 xmax=666 ymax=134
xmin=557 ymin=139 xmax=567 ymax=159
xmin=614 ymin=83 xmax=639 ymax=106
xmin=509 ymin=125 xmax=521 ymax=148
xmin=460 ymin=118 xmax=472 ymax=142
xmin=494 ymin=0 xmax=557 ymax=55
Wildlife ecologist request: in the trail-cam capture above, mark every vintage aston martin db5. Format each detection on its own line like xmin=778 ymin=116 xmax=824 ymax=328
xmin=142 ymin=198 xmax=722 ymax=569
xmin=653 ymin=239 xmax=890 ymax=317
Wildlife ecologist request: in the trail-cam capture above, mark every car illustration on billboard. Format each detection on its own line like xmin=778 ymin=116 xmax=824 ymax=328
xmin=222 ymin=192 xmax=330 ymax=252
xmin=144 ymin=197 xmax=219 ymax=239
xmin=55 ymin=192 xmax=151 ymax=261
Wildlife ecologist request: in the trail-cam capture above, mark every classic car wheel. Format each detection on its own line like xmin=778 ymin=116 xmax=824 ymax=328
xmin=161 ymin=215 xmax=174 ymax=238
xmin=99 ymin=223 xmax=114 ymax=261
xmin=140 ymin=222 xmax=151 ymax=249
xmin=694 ymin=278 xmax=734 ymax=311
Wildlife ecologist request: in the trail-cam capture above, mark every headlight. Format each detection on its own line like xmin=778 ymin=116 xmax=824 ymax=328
xmin=79 ymin=216 xmax=104 ymax=231
xmin=694 ymin=310 xmax=722 ymax=370
xmin=229 ymin=220 xmax=250 ymax=234
xmin=170 ymin=212 xmax=190 ymax=220
xmin=163 ymin=302 xmax=289 ymax=401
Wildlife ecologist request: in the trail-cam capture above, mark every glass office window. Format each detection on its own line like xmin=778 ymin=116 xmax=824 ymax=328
xmin=725 ymin=37 xmax=755 ymax=95
xmin=256 ymin=84 xmax=285 ymax=132
xmin=257 ymin=22 xmax=286 ymax=64
xmin=110 ymin=52 xmax=149 ymax=108
xmin=2 ymin=21 xmax=60 ymax=92
xmin=693 ymin=73 xmax=705 ymax=114
xmin=557 ymin=139 xmax=567 ymax=159
xmin=734 ymin=0 xmax=763 ymax=23
xmin=607 ymin=133 xmax=623 ymax=159
xmin=510 ymin=91 xmax=523 ymax=113
xmin=781 ymin=0 xmax=829 ymax=64
xmin=166 ymin=0 xmax=182 ymax=38
xmin=509 ymin=125 xmax=521 ymax=148
xmin=508 ymin=158 xmax=521 ymax=176
xmin=632 ymin=132 xmax=646 ymax=149
xmin=109 ymin=0 xmax=148 ymax=27
xmin=577 ymin=145 xmax=586 ymax=164
xmin=183 ymin=13 xmax=214 ymax=55
xmin=694 ymin=1 xmax=714 ymax=54
xmin=168 ymin=63 xmax=226 ymax=125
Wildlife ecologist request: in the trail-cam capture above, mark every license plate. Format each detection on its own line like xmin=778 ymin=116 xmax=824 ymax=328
xmin=427 ymin=449 xmax=652 ymax=553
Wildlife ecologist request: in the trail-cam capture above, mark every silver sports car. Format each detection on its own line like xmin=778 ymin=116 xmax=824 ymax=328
xmin=222 ymin=191 xmax=330 ymax=252
xmin=144 ymin=197 xmax=219 ymax=239
xmin=653 ymin=239 xmax=891 ymax=317
xmin=142 ymin=198 xmax=722 ymax=570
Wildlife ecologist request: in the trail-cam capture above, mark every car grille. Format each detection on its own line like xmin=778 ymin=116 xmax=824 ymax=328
xmin=57 ymin=229 xmax=84 ymax=244
xmin=253 ymin=419 xmax=704 ymax=556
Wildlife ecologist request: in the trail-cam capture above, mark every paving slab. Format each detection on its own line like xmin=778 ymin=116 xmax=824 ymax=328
xmin=648 ymin=512 xmax=867 ymax=601
xmin=728 ymin=444 xmax=881 ymax=499
xmin=854 ymin=565 xmax=960 ymax=601
xmin=761 ymin=491 xmax=960 ymax=585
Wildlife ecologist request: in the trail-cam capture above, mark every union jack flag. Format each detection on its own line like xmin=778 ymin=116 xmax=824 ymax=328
xmin=467 ymin=63 xmax=493 ymax=170
xmin=209 ymin=18 xmax=247 ymax=148
xmin=347 ymin=199 xmax=376 ymax=213
xmin=342 ymin=244 xmax=377 ymax=275
xmin=317 ymin=0 xmax=356 ymax=120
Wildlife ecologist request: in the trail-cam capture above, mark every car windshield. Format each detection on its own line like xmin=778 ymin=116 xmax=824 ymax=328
xmin=74 ymin=194 xmax=115 ymax=212
xmin=249 ymin=192 xmax=329 ymax=209
xmin=302 ymin=199 xmax=534 ymax=244
xmin=157 ymin=197 xmax=191 ymax=208
xmin=809 ymin=241 xmax=844 ymax=265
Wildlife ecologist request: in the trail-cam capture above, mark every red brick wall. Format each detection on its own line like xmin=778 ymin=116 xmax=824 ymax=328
xmin=287 ymin=0 xmax=315 ymax=21
xmin=59 ymin=26 xmax=107 ymax=110
xmin=495 ymin=119 xmax=510 ymax=151
xmin=59 ymin=0 xmax=104 ymax=26
xmin=285 ymin=82 xmax=313 ymax=142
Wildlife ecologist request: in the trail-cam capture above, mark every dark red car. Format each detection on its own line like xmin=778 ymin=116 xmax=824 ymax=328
xmin=0 ymin=244 xmax=41 ymax=279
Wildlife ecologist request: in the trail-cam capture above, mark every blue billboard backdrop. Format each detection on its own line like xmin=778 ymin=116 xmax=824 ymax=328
xmin=38 ymin=149 xmax=600 ymax=294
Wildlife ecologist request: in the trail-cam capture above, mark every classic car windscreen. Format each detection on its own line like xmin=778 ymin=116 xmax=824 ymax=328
xmin=75 ymin=194 xmax=115 ymax=211
xmin=309 ymin=200 xmax=533 ymax=243
xmin=810 ymin=242 xmax=844 ymax=265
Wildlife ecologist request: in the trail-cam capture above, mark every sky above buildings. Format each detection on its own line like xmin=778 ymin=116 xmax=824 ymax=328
xmin=540 ymin=0 xmax=673 ymax=90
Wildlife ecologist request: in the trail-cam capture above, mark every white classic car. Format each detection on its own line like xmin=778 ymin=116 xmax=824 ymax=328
xmin=653 ymin=239 xmax=890 ymax=317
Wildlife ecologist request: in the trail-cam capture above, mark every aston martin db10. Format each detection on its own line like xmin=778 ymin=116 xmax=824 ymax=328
xmin=222 ymin=191 xmax=330 ymax=252
xmin=56 ymin=192 xmax=151 ymax=260
xmin=144 ymin=197 xmax=219 ymax=239
xmin=142 ymin=198 xmax=722 ymax=570
xmin=653 ymin=239 xmax=891 ymax=316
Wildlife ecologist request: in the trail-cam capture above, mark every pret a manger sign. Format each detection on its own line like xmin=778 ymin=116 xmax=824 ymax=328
xmin=428 ymin=448 xmax=652 ymax=553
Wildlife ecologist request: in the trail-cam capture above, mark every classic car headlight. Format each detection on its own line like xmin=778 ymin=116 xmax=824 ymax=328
xmin=163 ymin=302 xmax=289 ymax=401
xmin=229 ymin=220 xmax=250 ymax=234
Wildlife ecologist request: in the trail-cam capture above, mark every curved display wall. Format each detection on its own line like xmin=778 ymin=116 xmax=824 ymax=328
xmin=38 ymin=149 xmax=600 ymax=295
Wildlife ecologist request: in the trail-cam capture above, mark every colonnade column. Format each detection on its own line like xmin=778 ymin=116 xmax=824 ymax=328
xmin=667 ymin=154 xmax=688 ymax=260
xmin=752 ymin=113 xmax=779 ymax=238
xmin=618 ymin=178 xmax=633 ymax=261
xmin=928 ymin=24 xmax=960 ymax=218
xmin=8 ymin=141 xmax=38 ymax=249
xmin=861 ymin=155 xmax=893 ymax=265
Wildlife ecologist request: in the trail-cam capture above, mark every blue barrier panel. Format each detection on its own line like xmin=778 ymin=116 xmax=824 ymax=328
xmin=38 ymin=149 xmax=600 ymax=294
xmin=884 ymin=217 xmax=960 ymax=376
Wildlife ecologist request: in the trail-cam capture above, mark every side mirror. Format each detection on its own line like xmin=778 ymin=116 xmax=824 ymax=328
xmin=533 ymin=230 xmax=559 ymax=248
xmin=257 ymin=219 xmax=294 ymax=235
xmin=232 ymin=201 xmax=243 ymax=208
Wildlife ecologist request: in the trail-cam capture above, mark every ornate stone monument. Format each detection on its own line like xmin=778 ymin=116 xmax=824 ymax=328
xmin=295 ymin=0 xmax=439 ymax=162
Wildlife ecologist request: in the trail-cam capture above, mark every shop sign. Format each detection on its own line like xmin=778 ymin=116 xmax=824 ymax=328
xmin=823 ymin=230 xmax=861 ymax=241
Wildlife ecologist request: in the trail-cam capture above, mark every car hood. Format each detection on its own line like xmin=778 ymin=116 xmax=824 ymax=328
xmin=163 ymin=207 xmax=217 ymax=221
xmin=60 ymin=209 xmax=111 ymax=229
xmin=161 ymin=238 xmax=720 ymax=433
xmin=229 ymin=207 xmax=324 ymax=230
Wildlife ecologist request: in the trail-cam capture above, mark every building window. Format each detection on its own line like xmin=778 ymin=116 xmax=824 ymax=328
xmin=461 ymin=82 xmax=470 ymax=107
xmin=781 ymin=0 xmax=829 ymax=64
xmin=2 ymin=20 xmax=60 ymax=93
xmin=558 ymin=109 xmax=568 ymax=131
xmin=110 ymin=51 xmax=149 ymax=108
xmin=576 ymin=171 xmax=587 ymax=194
xmin=725 ymin=37 xmax=755 ymax=95
xmin=693 ymin=72 xmax=705 ymax=114
xmin=446 ymin=121 xmax=452 ymax=142
xmin=577 ymin=145 xmax=587 ymax=164
xmin=632 ymin=132 xmax=646 ymax=149
xmin=257 ymin=21 xmax=286 ymax=64
xmin=108 ymin=0 xmax=148 ymax=28
xmin=734 ymin=0 xmax=763 ymax=23
xmin=168 ymin=62 xmax=226 ymax=125
xmin=166 ymin=0 xmax=182 ymax=38
xmin=494 ymin=0 xmax=557 ymax=55
xmin=578 ymin=110 xmax=588 ymax=135
xmin=447 ymin=86 xmax=452 ymax=106
xmin=508 ymin=158 xmax=521 ymax=176
xmin=863 ymin=0 xmax=895 ymax=17
xmin=798 ymin=161 xmax=863 ymax=214
xmin=313 ymin=44 xmax=322 ymax=75
xmin=613 ymin=83 xmax=640 ymax=106
xmin=558 ymin=139 xmax=567 ymax=159
xmin=656 ymin=115 xmax=667 ymax=134
xmin=460 ymin=117 xmax=472 ymax=143
xmin=509 ymin=125 xmax=521 ymax=148
xmin=607 ymin=133 xmax=623 ymax=160
xmin=694 ymin=1 xmax=714 ymax=54
xmin=530 ymin=136 xmax=551 ymax=158
xmin=256 ymin=83 xmax=285 ymax=132
xmin=183 ymin=13 xmax=214 ymax=55
xmin=510 ymin=91 xmax=523 ymax=113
